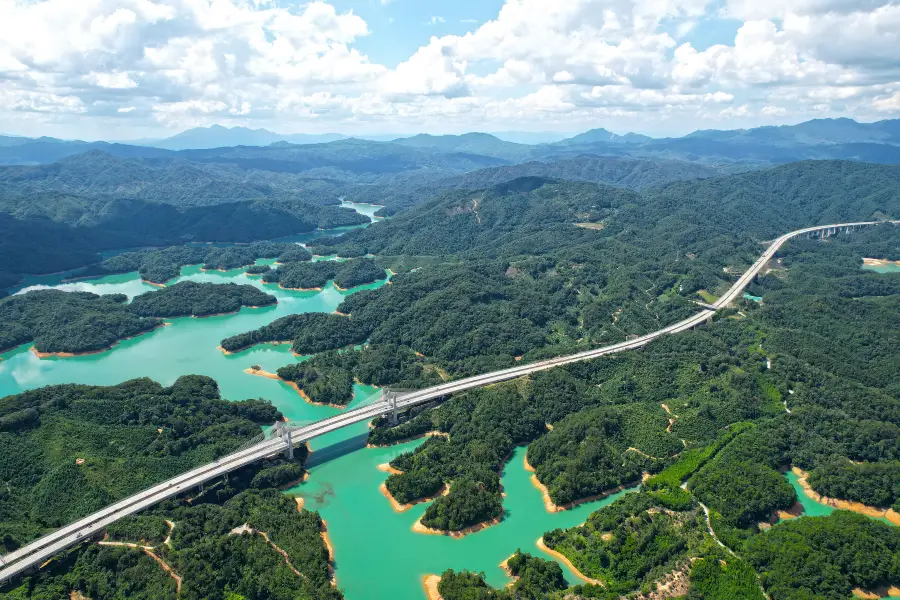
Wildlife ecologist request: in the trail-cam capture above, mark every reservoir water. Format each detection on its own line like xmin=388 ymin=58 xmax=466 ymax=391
xmin=862 ymin=262 xmax=900 ymax=274
xmin=3 ymin=205 xmax=893 ymax=599
xmin=0 ymin=201 xmax=635 ymax=599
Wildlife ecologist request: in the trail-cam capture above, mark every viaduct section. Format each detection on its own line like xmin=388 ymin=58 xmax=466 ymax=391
xmin=0 ymin=220 xmax=890 ymax=583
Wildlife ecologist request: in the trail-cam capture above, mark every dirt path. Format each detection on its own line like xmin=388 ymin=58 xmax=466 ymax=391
xmin=97 ymin=541 xmax=182 ymax=593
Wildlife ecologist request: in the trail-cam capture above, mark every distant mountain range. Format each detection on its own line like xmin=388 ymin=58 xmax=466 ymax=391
xmin=3 ymin=117 xmax=898 ymax=166
xmin=146 ymin=126 xmax=348 ymax=150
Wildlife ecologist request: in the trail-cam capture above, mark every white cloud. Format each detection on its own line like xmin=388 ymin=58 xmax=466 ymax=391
xmin=84 ymin=71 xmax=139 ymax=89
xmin=0 ymin=0 xmax=898 ymax=138
xmin=761 ymin=105 xmax=787 ymax=117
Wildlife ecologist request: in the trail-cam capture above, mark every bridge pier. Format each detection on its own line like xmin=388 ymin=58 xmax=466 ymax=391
xmin=285 ymin=429 xmax=294 ymax=460
xmin=387 ymin=391 xmax=399 ymax=425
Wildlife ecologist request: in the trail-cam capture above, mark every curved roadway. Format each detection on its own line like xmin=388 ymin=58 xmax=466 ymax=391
xmin=0 ymin=219 xmax=891 ymax=583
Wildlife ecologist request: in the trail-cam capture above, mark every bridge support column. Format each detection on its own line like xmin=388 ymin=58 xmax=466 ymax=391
xmin=386 ymin=391 xmax=399 ymax=426
xmin=284 ymin=429 xmax=294 ymax=460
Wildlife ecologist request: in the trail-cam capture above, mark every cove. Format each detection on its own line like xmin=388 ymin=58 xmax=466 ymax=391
xmin=782 ymin=471 xmax=896 ymax=527
xmin=0 ymin=199 xmax=641 ymax=600
xmin=290 ymin=444 xmax=633 ymax=600
xmin=862 ymin=262 xmax=900 ymax=274
xmin=5 ymin=200 xmax=384 ymax=297
xmin=0 ymin=264 xmax=387 ymax=423
xmin=0 ymin=256 xmax=636 ymax=600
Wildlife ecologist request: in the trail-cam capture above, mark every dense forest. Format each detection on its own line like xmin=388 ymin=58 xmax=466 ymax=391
xmin=0 ymin=281 xmax=276 ymax=354
xmin=360 ymin=222 xmax=900 ymax=598
xmin=227 ymin=162 xmax=900 ymax=385
xmin=0 ymin=376 xmax=282 ymax=550
xmin=2 ymin=148 xmax=900 ymax=597
xmin=219 ymin=313 xmax=370 ymax=355
xmin=2 ymin=489 xmax=340 ymax=600
xmin=75 ymin=241 xmax=311 ymax=285
xmin=0 ymin=290 xmax=163 ymax=354
xmin=128 ymin=281 xmax=276 ymax=318
xmin=261 ymin=258 xmax=385 ymax=290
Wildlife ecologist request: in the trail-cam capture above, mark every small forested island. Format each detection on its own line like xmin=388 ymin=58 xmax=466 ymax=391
xmin=261 ymin=257 xmax=386 ymax=290
xmin=74 ymin=241 xmax=313 ymax=285
xmin=219 ymin=313 xmax=370 ymax=355
xmin=0 ymin=282 xmax=276 ymax=355
xmin=245 ymin=264 xmax=272 ymax=275
xmin=277 ymin=357 xmax=355 ymax=407
xmin=0 ymin=289 xmax=164 ymax=355
xmin=128 ymin=281 xmax=276 ymax=318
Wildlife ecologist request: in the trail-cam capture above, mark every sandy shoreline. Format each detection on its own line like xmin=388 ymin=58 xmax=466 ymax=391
xmin=379 ymin=481 xmax=448 ymax=513
xmin=320 ymin=519 xmax=337 ymax=587
xmin=219 ymin=340 xmax=292 ymax=355
xmin=536 ymin=537 xmax=603 ymax=585
xmin=31 ymin=322 xmax=170 ymax=359
xmin=852 ymin=586 xmax=900 ymax=598
xmin=412 ymin=509 xmax=503 ymax=539
xmin=367 ymin=430 xmax=449 ymax=449
xmin=278 ymin=284 xmax=323 ymax=292
xmin=377 ymin=463 xmax=404 ymax=475
xmin=143 ymin=280 xmax=167 ymax=288
xmin=422 ymin=575 xmax=443 ymax=600
xmin=792 ymin=467 xmax=900 ymax=525
xmin=524 ymin=454 xmax=631 ymax=513
xmin=243 ymin=368 xmax=349 ymax=409
xmin=862 ymin=257 xmax=900 ymax=267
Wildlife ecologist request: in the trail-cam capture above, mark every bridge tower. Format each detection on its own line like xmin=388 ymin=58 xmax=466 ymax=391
xmin=385 ymin=391 xmax=399 ymax=425
xmin=271 ymin=421 xmax=294 ymax=460
xmin=285 ymin=429 xmax=294 ymax=460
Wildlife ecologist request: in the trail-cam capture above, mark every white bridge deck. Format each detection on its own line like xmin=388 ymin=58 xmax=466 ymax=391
xmin=0 ymin=220 xmax=891 ymax=582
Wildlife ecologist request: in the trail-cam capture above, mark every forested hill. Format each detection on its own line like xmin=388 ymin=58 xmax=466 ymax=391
xmin=435 ymin=155 xmax=731 ymax=192
xmin=0 ymin=375 xmax=282 ymax=548
xmin=321 ymin=178 xmax=636 ymax=259
xmin=230 ymin=160 xmax=900 ymax=382
xmin=340 ymin=155 xmax=734 ymax=211
xmin=321 ymin=160 xmax=900 ymax=262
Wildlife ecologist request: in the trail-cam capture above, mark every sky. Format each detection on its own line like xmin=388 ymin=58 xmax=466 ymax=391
xmin=0 ymin=0 xmax=899 ymax=141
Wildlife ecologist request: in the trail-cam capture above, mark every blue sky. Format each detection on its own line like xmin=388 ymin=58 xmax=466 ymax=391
xmin=0 ymin=0 xmax=897 ymax=140
xmin=328 ymin=0 xmax=508 ymax=67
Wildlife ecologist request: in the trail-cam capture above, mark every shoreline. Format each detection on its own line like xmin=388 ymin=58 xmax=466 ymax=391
xmin=379 ymin=481 xmax=448 ymax=513
xmin=218 ymin=340 xmax=291 ymax=355
xmin=191 ymin=302 xmax=276 ymax=319
xmin=792 ymin=467 xmax=900 ymax=525
xmin=422 ymin=575 xmax=443 ymax=600
xmin=377 ymin=463 xmax=403 ymax=475
xmin=536 ymin=537 xmax=604 ymax=585
xmin=412 ymin=508 xmax=503 ymax=539
xmin=143 ymin=280 xmax=167 ymax=288
xmin=30 ymin=322 xmax=170 ymax=359
xmin=320 ymin=519 xmax=337 ymax=587
xmin=524 ymin=454 xmax=631 ymax=512
xmin=279 ymin=284 xmax=323 ymax=292
xmin=243 ymin=368 xmax=349 ymax=409
xmin=862 ymin=257 xmax=900 ymax=267
xmin=366 ymin=430 xmax=449 ymax=449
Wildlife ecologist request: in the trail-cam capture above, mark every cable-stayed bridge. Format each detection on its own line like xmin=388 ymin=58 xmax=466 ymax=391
xmin=0 ymin=220 xmax=891 ymax=583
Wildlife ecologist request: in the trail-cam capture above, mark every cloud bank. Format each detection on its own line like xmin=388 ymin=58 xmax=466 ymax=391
xmin=1 ymin=0 xmax=898 ymax=137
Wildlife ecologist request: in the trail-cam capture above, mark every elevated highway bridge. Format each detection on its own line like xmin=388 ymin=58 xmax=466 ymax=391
xmin=0 ymin=219 xmax=893 ymax=583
